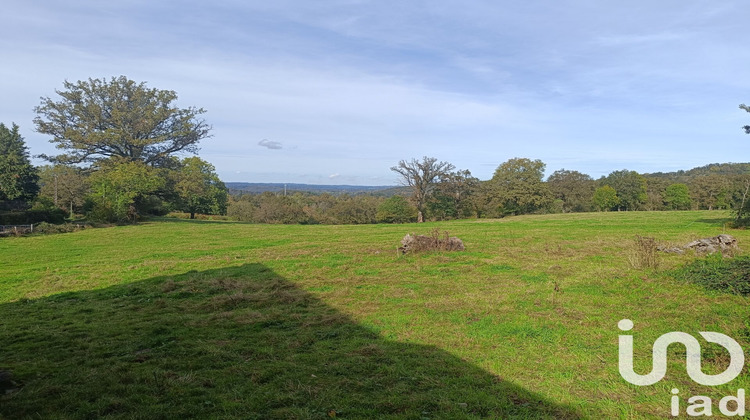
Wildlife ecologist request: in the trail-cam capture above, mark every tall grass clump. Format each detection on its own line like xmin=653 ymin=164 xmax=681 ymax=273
xmin=627 ymin=235 xmax=660 ymax=269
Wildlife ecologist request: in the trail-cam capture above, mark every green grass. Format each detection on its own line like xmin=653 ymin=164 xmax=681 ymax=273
xmin=674 ymin=254 xmax=750 ymax=296
xmin=1 ymin=211 xmax=749 ymax=419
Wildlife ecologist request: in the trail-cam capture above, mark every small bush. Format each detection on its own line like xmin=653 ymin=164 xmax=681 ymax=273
xmin=627 ymin=235 xmax=659 ymax=269
xmin=674 ymin=254 xmax=750 ymax=296
xmin=377 ymin=196 xmax=417 ymax=224
xmin=33 ymin=222 xmax=87 ymax=235
xmin=399 ymin=228 xmax=465 ymax=254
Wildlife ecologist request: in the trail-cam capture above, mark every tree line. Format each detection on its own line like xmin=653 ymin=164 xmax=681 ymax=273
xmin=3 ymin=75 xmax=750 ymax=226
xmin=386 ymin=157 xmax=750 ymax=221
xmin=223 ymin=157 xmax=750 ymax=225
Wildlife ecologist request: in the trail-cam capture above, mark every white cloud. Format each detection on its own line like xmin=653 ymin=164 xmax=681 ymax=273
xmin=258 ymin=139 xmax=283 ymax=150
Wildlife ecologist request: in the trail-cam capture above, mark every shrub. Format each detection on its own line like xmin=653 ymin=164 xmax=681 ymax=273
xmin=674 ymin=254 xmax=750 ymax=296
xmin=399 ymin=229 xmax=465 ymax=254
xmin=226 ymin=200 xmax=256 ymax=222
xmin=627 ymin=235 xmax=659 ymax=269
xmin=377 ymin=196 xmax=417 ymax=223
xmin=33 ymin=222 xmax=87 ymax=235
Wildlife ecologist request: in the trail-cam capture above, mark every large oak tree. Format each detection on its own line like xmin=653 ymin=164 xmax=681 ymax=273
xmin=34 ymin=76 xmax=211 ymax=167
xmin=487 ymin=158 xmax=552 ymax=216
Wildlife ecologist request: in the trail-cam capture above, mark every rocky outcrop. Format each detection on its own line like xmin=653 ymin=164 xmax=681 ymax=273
xmin=684 ymin=234 xmax=738 ymax=255
xmin=658 ymin=234 xmax=738 ymax=256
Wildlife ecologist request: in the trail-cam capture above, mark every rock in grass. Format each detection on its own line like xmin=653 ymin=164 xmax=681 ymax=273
xmin=684 ymin=234 xmax=738 ymax=256
xmin=658 ymin=234 xmax=738 ymax=256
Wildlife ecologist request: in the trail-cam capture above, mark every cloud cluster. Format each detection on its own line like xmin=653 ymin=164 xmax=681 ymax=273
xmin=3 ymin=0 xmax=749 ymax=185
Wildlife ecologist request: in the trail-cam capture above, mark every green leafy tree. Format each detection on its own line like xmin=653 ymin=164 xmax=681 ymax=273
xmin=487 ymin=158 xmax=552 ymax=216
xmin=664 ymin=183 xmax=691 ymax=210
xmin=89 ymin=160 xmax=165 ymax=222
xmin=174 ymin=157 xmax=227 ymax=219
xmin=428 ymin=169 xmax=479 ymax=220
xmin=593 ymin=185 xmax=619 ymax=211
xmin=600 ymin=170 xmax=646 ymax=211
xmin=34 ymin=76 xmax=211 ymax=167
xmin=376 ymin=195 xmax=417 ymax=223
xmin=0 ymin=123 xmax=39 ymax=204
xmin=689 ymin=175 xmax=730 ymax=210
xmin=547 ymin=169 xmax=595 ymax=213
xmin=391 ymin=156 xmax=455 ymax=222
xmin=38 ymin=165 xmax=89 ymax=217
xmin=643 ymin=177 xmax=670 ymax=211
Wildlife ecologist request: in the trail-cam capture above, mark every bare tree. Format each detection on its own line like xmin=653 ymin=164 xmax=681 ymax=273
xmin=391 ymin=156 xmax=455 ymax=222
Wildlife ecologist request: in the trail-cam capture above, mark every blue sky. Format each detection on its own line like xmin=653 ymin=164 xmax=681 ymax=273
xmin=2 ymin=1 xmax=749 ymax=185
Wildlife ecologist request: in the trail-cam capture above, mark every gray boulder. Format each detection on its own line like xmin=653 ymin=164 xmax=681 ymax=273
xmin=684 ymin=234 xmax=738 ymax=256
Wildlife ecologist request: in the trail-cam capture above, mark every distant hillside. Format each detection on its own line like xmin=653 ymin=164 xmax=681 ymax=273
xmin=226 ymin=182 xmax=407 ymax=196
xmin=227 ymin=162 xmax=750 ymax=196
xmin=645 ymin=162 xmax=750 ymax=182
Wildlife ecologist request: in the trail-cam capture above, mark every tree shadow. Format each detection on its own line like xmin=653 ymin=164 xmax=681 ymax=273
xmin=0 ymin=264 xmax=583 ymax=419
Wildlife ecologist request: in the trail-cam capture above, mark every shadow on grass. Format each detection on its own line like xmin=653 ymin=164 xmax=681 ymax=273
xmin=0 ymin=264 xmax=582 ymax=419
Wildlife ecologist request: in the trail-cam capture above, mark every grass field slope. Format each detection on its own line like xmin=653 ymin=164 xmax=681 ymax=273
xmin=1 ymin=211 xmax=749 ymax=419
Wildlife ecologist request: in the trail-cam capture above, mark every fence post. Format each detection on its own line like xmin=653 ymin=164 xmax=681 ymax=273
xmin=30 ymin=223 xmax=33 ymax=233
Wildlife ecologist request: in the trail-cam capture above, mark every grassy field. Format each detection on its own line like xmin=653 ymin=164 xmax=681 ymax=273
xmin=1 ymin=211 xmax=749 ymax=419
